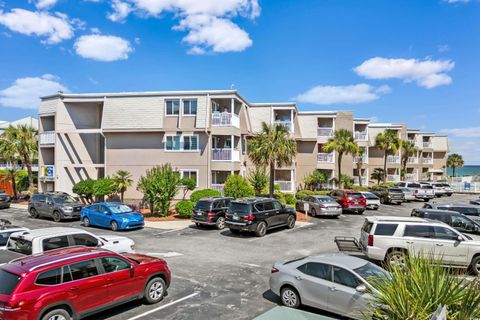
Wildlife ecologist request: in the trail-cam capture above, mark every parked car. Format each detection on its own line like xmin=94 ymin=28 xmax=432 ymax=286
xmin=0 ymin=192 xmax=11 ymax=209
xmin=471 ymin=197 xmax=480 ymax=206
xmin=397 ymin=187 xmax=416 ymax=202
xmin=359 ymin=216 xmax=480 ymax=275
xmin=225 ymin=197 xmax=296 ymax=237
xmin=81 ymin=202 xmax=145 ymax=231
xmin=396 ymin=182 xmax=435 ymax=202
xmin=360 ymin=192 xmax=380 ymax=210
xmin=329 ymin=190 xmax=366 ymax=214
xmin=191 ymin=197 xmax=233 ymax=229
xmin=411 ymin=208 xmax=480 ymax=236
xmin=0 ymin=246 xmax=170 ymax=320
xmin=28 ymin=193 xmax=84 ymax=222
xmin=439 ymin=183 xmax=454 ymax=196
xmin=430 ymin=183 xmax=447 ymax=197
xmin=0 ymin=226 xmax=28 ymax=250
xmin=422 ymin=203 xmax=480 ymax=222
xmin=269 ymin=254 xmax=388 ymax=319
xmin=369 ymin=186 xmax=404 ymax=205
xmin=2 ymin=227 xmax=135 ymax=264
xmin=295 ymin=195 xmax=342 ymax=217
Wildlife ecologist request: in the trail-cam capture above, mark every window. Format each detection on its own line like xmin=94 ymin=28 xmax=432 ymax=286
xmin=166 ymin=99 xmax=180 ymax=115
xmin=183 ymin=99 xmax=197 ymax=115
xmin=404 ymin=225 xmax=434 ymax=238
xmin=434 ymin=226 xmax=459 ymax=240
xmin=63 ymin=266 xmax=73 ymax=283
xmin=89 ymin=204 xmax=99 ymax=212
xmin=166 ymin=135 xmax=199 ymax=151
xmin=69 ymin=260 xmax=99 ymax=281
xmin=101 ymin=257 xmax=131 ymax=273
xmin=36 ymin=267 xmax=62 ymax=285
xmin=0 ymin=270 xmax=21 ymax=295
xmin=183 ymin=135 xmax=199 ymax=151
xmin=73 ymin=234 xmax=99 ymax=247
xmin=273 ymin=201 xmax=283 ymax=210
xmin=213 ymin=200 xmax=224 ymax=209
xmin=362 ymin=221 xmax=373 ymax=234
xmin=0 ymin=231 xmax=16 ymax=246
xmin=33 ymin=194 xmax=46 ymax=203
xmin=297 ymin=262 xmax=332 ymax=281
xmin=7 ymin=237 xmax=32 ymax=255
xmin=374 ymin=224 xmax=398 ymax=236
xmin=179 ymin=170 xmax=198 ymax=186
xmin=42 ymin=236 xmax=70 ymax=252
xmin=333 ymin=266 xmax=361 ymax=288
xmin=254 ymin=203 xmax=265 ymax=212
xmin=166 ymin=135 xmax=181 ymax=151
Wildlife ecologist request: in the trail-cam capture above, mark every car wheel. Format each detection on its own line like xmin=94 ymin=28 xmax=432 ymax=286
xmin=195 ymin=222 xmax=201 ymax=228
xmin=29 ymin=207 xmax=39 ymax=218
xmin=280 ymin=286 xmax=301 ymax=309
xmin=83 ymin=216 xmax=90 ymax=227
xmin=52 ymin=211 xmax=62 ymax=222
xmin=286 ymin=215 xmax=296 ymax=229
xmin=144 ymin=277 xmax=166 ymax=304
xmin=310 ymin=208 xmax=317 ymax=217
xmin=380 ymin=197 xmax=385 ymax=204
xmin=255 ymin=221 xmax=267 ymax=237
xmin=41 ymin=308 xmax=71 ymax=320
xmin=230 ymin=228 xmax=240 ymax=234
xmin=295 ymin=203 xmax=301 ymax=212
xmin=469 ymin=256 xmax=480 ymax=276
xmin=215 ymin=216 xmax=226 ymax=230
xmin=424 ymin=199 xmax=430 ymax=202
xmin=385 ymin=249 xmax=407 ymax=268
xmin=111 ymin=220 xmax=119 ymax=231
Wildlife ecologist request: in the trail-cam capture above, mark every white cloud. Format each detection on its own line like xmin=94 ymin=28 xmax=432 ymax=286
xmin=354 ymin=57 xmax=455 ymax=89
xmin=74 ymin=34 xmax=133 ymax=61
xmin=0 ymin=8 xmax=73 ymax=44
xmin=295 ymin=83 xmax=390 ymax=105
xmin=440 ymin=127 xmax=480 ymax=138
xmin=108 ymin=0 xmax=259 ymax=54
xmin=0 ymin=74 xmax=67 ymax=109
xmin=36 ymin=0 xmax=58 ymax=9
xmin=438 ymin=44 xmax=450 ymax=53
xmin=445 ymin=0 xmax=470 ymax=3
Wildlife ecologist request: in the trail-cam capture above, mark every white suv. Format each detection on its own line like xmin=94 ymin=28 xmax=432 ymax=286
xmin=359 ymin=216 xmax=480 ymax=275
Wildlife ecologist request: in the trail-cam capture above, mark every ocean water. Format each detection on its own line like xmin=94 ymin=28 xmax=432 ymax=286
xmin=447 ymin=165 xmax=480 ymax=177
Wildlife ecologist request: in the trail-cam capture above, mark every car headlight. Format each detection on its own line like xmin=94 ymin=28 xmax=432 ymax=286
xmin=63 ymin=206 xmax=73 ymax=212
xmin=121 ymin=218 xmax=129 ymax=222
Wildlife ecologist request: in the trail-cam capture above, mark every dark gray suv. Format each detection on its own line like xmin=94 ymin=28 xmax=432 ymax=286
xmin=28 ymin=193 xmax=84 ymax=222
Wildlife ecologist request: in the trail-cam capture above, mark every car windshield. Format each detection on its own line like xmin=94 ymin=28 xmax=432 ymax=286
xmin=399 ymin=187 xmax=410 ymax=192
xmin=421 ymin=185 xmax=433 ymax=189
xmin=354 ymin=262 xmax=389 ymax=282
xmin=195 ymin=200 xmax=212 ymax=210
xmin=0 ymin=269 xmax=21 ymax=295
xmin=52 ymin=195 xmax=77 ymax=204
xmin=108 ymin=204 xmax=133 ymax=214
xmin=316 ymin=197 xmax=337 ymax=203
xmin=389 ymin=188 xmax=403 ymax=193
xmin=7 ymin=237 xmax=32 ymax=255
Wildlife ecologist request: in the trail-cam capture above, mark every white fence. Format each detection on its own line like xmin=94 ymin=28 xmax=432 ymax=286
xmin=451 ymin=182 xmax=480 ymax=193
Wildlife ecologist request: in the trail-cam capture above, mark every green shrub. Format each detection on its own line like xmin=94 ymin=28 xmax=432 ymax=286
xmin=93 ymin=178 xmax=117 ymax=198
xmin=295 ymin=190 xmax=331 ymax=200
xmin=283 ymin=193 xmax=297 ymax=206
xmin=180 ymin=177 xmax=196 ymax=200
xmin=352 ymin=185 xmax=369 ymax=191
xmin=273 ymin=192 xmax=286 ymax=204
xmin=223 ymin=174 xmax=255 ymax=199
xmin=247 ymin=167 xmax=269 ymax=196
xmin=175 ymin=200 xmax=194 ymax=218
xmin=190 ymin=189 xmax=221 ymax=203
xmin=72 ymin=179 xmax=95 ymax=203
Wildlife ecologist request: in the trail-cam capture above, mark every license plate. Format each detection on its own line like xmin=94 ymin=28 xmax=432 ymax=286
xmin=196 ymin=212 xmax=203 ymax=216
xmin=233 ymin=216 xmax=239 ymax=221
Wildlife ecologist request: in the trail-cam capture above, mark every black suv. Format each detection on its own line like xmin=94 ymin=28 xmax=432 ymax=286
xmin=28 ymin=192 xmax=84 ymax=222
xmin=225 ymin=197 xmax=296 ymax=237
xmin=191 ymin=197 xmax=233 ymax=230
xmin=411 ymin=208 xmax=480 ymax=236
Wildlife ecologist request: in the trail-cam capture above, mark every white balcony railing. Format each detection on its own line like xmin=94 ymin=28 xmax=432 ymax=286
xmin=317 ymin=127 xmax=333 ymax=137
xmin=274 ymin=120 xmax=293 ymax=132
xmin=354 ymin=131 xmax=368 ymax=141
xmin=423 ymin=142 xmax=433 ymax=148
xmin=211 ymin=184 xmax=224 ymax=193
xmin=408 ymin=139 xmax=416 ymax=145
xmin=212 ymin=149 xmax=240 ymax=161
xmin=386 ymin=174 xmax=401 ymax=182
xmin=407 ymin=157 xmax=418 ymax=164
xmin=211 ymin=113 xmax=240 ymax=128
xmin=39 ymin=131 xmax=55 ymax=145
xmin=405 ymin=173 xmax=417 ymax=182
xmin=387 ymin=155 xmax=401 ymax=164
xmin=317 ymin=153 xmax=334 ymax=163
xmin=423 ymin=158 xmax=433 ymax=164
xmin=353 ymin=155 xmax=368 ymax=164
xmin=353 ymin=176 xmax=368 ymax=186
xmin=275 ymin=180 xmax=293 ymax=192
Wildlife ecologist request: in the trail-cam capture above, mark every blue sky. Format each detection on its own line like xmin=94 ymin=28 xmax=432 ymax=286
xmin=0 ymin=0 xmax=479 ymax=163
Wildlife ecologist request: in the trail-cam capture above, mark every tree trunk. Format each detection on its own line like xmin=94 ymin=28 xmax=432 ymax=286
xmin=121 ymin=190 xmax=125 ymax=202
xmin=22 ymin=154 xmax=34 ymax=193
xmin=269 ymin=161 xmax=275 ymax=198
xmin=150 ymin=200 xmax=155 ymax=215
xmin=9 ymin=170 xmax=17 ymax=199
xmin=383 ymin=152 xmax=388 ymax=183
xmin=401 ymin=159 xmax=407 ymax=181
xmin=338 ymin=152 xmax=343 ymax=188
xmin=452 ymin=166 xmax=456 ymax=177
xmin=358 ymin=164 xmax=363 ymax=187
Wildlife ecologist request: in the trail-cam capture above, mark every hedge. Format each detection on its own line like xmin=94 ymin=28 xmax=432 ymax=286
xmin=190 ymin=189 xmax=221 ymax=203
xmin=175 ymin=200 xmax=195 ymax=218
xmin=295 ymin=190 xmax=331 ymax=200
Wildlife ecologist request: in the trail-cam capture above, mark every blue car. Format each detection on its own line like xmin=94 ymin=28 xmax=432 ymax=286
xmin=80 ymin=202 xmax=144 ymax=231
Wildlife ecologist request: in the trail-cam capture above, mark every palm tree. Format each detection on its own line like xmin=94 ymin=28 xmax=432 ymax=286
xmin=447 ymin=153 xmax=464 ymax=177
xmin=375 ymin=129 xmax=401 ymax=183
xmin=112 ymin=170 xmax=133 ymax=202
xmin=352 ymin=146 xmax=365 ymax=187
xmin=400 ymin=140 xmax=418 ymax=181
xmin=4 ymin=125 xmax=38 ymax=192
xmin=247 ymin=122 xmax=297 ymax=197
xmin=322 ymin=129 xmax=358 ymax=188
xmin=371 ymin=168 xmax=384 ymax=185
xmin=0 ymin=136 xmax=19 ymax=198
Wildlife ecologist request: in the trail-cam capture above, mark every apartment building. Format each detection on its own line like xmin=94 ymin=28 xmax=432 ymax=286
xmin=38 ymin=90 xmax=448 ymax=201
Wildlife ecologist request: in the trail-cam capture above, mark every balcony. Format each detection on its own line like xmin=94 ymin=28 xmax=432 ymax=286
xmin=423 ymin=158 xmax=433 ymax=165
xmin=39 ymin=131 xmax=55 ymax=145
xmin=212 ymin=149 xmax=240 ymax=161
xmin=354 ymin=131 xmax=368 ymax=141
xmin=274 ymin=120 xmax=293 ymax=132
xmin=317 ymin=128 xmax=333 ymax=137
xmin=387 ymin=155 xmax=401 ymax=164
xmin=275 ymin=180 xmax=294 ymax=192
xmin=386 ymin=175 xmax=401 ymax=182
xmin=353 ymin=176 xmax=368 ymax=186
xmin=211 ymin=113 xmax=240 ymax=128
xmin=423 ymin=141 xmax=432 ymax=148
xmin=317 ymin=153 xmax=334 ymax=163
xmin=40 ymin=165 xmax=55 ymax=181
xmin=408 ymin=139 xmax=416 ymax=145
xmin=407 ymin=157 xmax=418 ymax=164
xmin=353 ymin=155 xmax=368 ymax=164
xmin=405 ymin=173 xmax=417 ymax=182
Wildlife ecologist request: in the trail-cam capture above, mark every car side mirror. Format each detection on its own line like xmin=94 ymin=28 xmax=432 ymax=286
xmin=356 ymin=284 xmax=367 ymax=293
xmin=130 ymin=263 xmax=135 ymax=277
xmin=457 ymin=235 xmax=464 ymax=242
xmin=104 ymin=211 xmax=111 ymax=215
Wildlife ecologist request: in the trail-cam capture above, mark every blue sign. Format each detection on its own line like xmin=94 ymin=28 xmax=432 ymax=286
xmin=464 ymin=182 xmax=471 ymax=191
xmin=44 ymin=166 xmax=55 ymax=177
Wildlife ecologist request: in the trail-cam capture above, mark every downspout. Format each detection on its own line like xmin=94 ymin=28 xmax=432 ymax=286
xmin=206 ymin=94 xmax=211 ymax=188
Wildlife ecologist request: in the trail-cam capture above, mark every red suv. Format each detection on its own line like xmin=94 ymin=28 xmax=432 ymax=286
xmin=329 ymin=189 xmax=366 ymax=214
xmin=0 ymin=246 xmax=171 ymax=320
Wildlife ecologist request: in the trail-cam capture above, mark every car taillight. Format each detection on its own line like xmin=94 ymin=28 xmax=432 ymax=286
xmin=244 ymin=215 xmax=254 ymax=221
xmin=207 ymin=212 xmax=215 ymax=216
xmin=368 ymin=234 xmax=374 ymax=247
xmin=271 ymin=267 xmax=279 ymax=273
xmin=336 ymin=206 xmax=342 ymax=209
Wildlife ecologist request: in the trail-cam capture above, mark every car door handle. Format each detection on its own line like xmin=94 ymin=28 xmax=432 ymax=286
xmin=406 ymin=241 xmax=414 ymax=244
xmin=328 ymin=286 xmax=337 ymax=292
xmin=69 ymin=286 xmax=79 ymax=292
xmin=436 ymin=244 xmax=444 ymax=247
xmin=295 ymin=276 xmax=303 ymax=280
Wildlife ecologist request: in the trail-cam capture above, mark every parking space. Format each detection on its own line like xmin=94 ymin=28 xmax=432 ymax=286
xmin=0 ymin=194 xmax=475 ymax=319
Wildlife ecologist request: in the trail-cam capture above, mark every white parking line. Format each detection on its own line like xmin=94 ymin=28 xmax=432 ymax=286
xmin=143 ymin=252 xmax=184 ymax=258
xmin=127 ymin=292 xmax=199 ymax=320
xmin=240 ymin=262 xmax=262 ymax=268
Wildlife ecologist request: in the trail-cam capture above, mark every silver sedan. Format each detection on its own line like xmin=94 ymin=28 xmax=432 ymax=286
xmin=296 ymin=195 xmax=342 ymax=217
xmin=269 ymin=254 xmax=388 ymax=320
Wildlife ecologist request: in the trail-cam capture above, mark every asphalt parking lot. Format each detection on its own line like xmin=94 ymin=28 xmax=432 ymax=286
xmin=0 ymin=194 xmax=476 ymax=320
